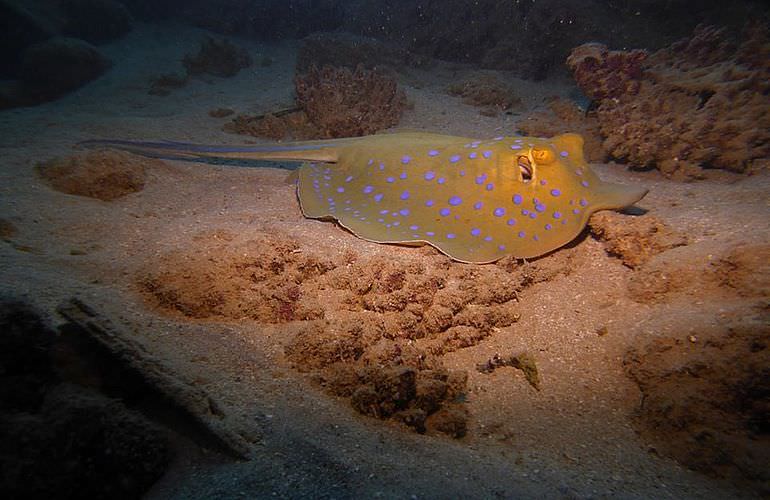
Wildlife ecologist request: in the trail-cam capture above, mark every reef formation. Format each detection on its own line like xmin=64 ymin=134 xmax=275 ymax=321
xmin=567 ymin=24 xmax=770 ymax=178
xmin=225 ymin=64 xmax=407 ymax=140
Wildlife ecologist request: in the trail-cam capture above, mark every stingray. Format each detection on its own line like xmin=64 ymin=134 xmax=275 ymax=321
xmin=81 ymin=132 xmax=647 ymax=263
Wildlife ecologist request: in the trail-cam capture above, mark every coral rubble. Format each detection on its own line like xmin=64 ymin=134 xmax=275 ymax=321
xmin=136 ymin=229 xmax=561 ymax=435
xmin=568 ymin=24 xmax=770 ymax=178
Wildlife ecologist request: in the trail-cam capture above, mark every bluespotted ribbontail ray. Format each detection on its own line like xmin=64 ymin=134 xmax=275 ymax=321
xmin=80 ymin=132 xmax=648 ymax=263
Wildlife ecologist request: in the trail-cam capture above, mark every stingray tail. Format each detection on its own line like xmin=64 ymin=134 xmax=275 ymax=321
xmin=76 ymin=138 xmax=356 ymax=163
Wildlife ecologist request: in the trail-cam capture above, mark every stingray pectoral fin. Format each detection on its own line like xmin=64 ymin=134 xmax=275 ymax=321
xmin=592 ymin=182 xmax=648 ymax=211
xmin=296 ymin=163 xmax=329 ymax=217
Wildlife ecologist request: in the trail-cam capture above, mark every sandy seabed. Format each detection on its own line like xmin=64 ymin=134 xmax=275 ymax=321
xmin=1 ymin=23 xmax=768 ymax=499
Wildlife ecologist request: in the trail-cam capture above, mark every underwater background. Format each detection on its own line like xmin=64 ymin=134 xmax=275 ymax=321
xmin=1 ymin=1 xmax=769 ymax=498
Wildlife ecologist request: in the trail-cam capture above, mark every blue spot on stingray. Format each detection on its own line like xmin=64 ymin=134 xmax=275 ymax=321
xmin=449 ymin=196 xmax=462 ymax=206
xmin=401 ymin=155 xmax=411 ymax=164
xmin=533 ymin=235 xmax=539 ymax=241
xmin=498 ymin=244 xmax=506 ymax=251
xmin=493 ymin=207 xmax=505 ymax=217
xmin=379 ymin=209 xmax=389 ymax=215
xmin=581 ymin=180 xmax=589 ymax=187
xmin=367 ymin=159 xmax=374 ymax=166
xmin=510 ymin=144 xmax=522 ymax=150
xmin=483 ymin=150 xmax=492 ymax=159
xmin=469 ymin=152 xmax=478 ymax=159
xmin=400 ymin=190 xmax=410 ymax=200
xmin=386 ymin=176 xmax=395 ymax=183
xmin=374 ymin=193 xmax=384 ymax=202
xmin=428 ymin=150 xmax=440 ymax=157
xmin=506 ymin=218 xmax=516 ymax=226
xmin=560 ymin=150 xmax=569 ymax=157
xmin=439 ymin=208 xmax=451 ymax=216
xmin=521 ymin=209 xmax=530 ymax=215
xmin=545 ymin=223 xmax=552 ymax=230
xmin=484 ymin=236 xmax=493 ymax=242
xmin=379 ymin=163 xmax=385 ymax=171
xmin=535 ymin=203 xmax=546 ymax=212
xmin=425 ymin=199 xmax=435 ymax=207
xmin=400 ymin=172 xmax=407 ymax=180
xmin=424 ymin=171 xmax=436 ymax=181
xmin=475 ymin=174 xmax=487 ymax=185
xmin=529 ymin=212 xmax=537 ymax=219
xmin=449 ymin=154 xmax=461 ymax=163
xmin=363 ymin=185 xmax=374 ymax=194
xmin=573 ymin=208 xmax=580 ymax=214
xmin=471 ymin=228 xmax=481 ymax=236
xmin=551 ymin=189 xmax=561 ymax=197
xmin=485 ymin=183 xmax=494 ymax=191
xmin=447 ymin=233 xmax=456 ymax=239
xmin=345 ymin=175 xmax=353 ymax=182
xmin=580 ymin=198 xmax=588 ymax=207
xmin=437 ymin=177 xmax=446 ymax=184
xmin=513 ymin=194 xmax=523 ymax=205
xmin=518 ymin=231 xmax=525 ymax=238
xmin=426 ymin=231 xmax=435 ymax=236
xmin=540 ymin=179 xmax=547 ymax=186
xmin=410 ymin=225 xmax=419 ymax=230
xmin=553 ymin=211 xmax=562 ymax=219
xmin=336 ymin=187 xmax=345 ymax=193
xmin=474 ymin=201 xmax=483 ymax=210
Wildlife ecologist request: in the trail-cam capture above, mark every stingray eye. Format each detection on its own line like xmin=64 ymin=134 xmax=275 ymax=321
xmin=517 ymin=155 xmax=533 ymax=182
xmin=532 ymin=147 xmax=555 ymax=164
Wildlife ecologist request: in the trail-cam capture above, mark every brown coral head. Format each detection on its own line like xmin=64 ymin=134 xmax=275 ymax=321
xmin=293 ymin=64 xmax=407 ymax=138
xmin=567 ymin=43 xmax=648 ymax=101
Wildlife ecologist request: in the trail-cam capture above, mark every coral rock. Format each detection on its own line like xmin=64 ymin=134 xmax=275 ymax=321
xmin=294 ymin=64 xmax=407 ymax=139
xmin=568 ymin=24 xmax=770 ymax=178
xmin=566 ymin=43 xmax=647 ymax=100
xmin=20 ymin=37 xmax=111 ymax=102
